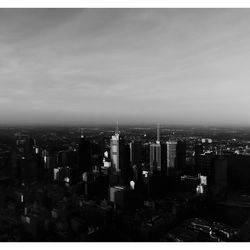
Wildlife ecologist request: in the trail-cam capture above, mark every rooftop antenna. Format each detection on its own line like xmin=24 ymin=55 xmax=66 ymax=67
xmin=156 ymin=123 xmax=160 ymax=144
xmin=116 ymin=120 xmax=119 ymax=135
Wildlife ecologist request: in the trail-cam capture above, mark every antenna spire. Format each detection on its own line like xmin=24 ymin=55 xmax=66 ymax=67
xmin=116 ymin=120 xmax=119 ymax=134
xmin=156 ymin=123 xmax=160 ymax=144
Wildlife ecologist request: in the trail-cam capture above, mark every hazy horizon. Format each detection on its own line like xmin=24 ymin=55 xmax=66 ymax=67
xmin=1 ymin=9 xmax=250 ymax=126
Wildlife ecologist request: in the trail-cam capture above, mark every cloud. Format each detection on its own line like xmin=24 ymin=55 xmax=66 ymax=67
xmin=0 ymin=9 xmax=250 ymax=126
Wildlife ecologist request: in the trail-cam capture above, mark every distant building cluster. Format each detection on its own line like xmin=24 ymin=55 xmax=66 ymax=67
xmin=0 ymin=125 xmax=250 ymax=241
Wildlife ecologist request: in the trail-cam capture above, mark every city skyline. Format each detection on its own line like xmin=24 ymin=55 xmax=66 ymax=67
xmin=1 ymin=9 xmax=250 ymax=126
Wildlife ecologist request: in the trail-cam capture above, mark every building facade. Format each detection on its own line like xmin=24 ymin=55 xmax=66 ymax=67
xmin=166 ymin=141 xmax=177 ymax=169
xmin=150 ymin=143 xmax=161 ymax=172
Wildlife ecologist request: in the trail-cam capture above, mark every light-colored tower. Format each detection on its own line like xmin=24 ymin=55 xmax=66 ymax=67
xmin=110 ymin=122 xmax=120 ymax=172
xmin=166 ymin=141 xmax=177 ymax=168
xmin=150 ymin=124 xmax=161 ymax=172
xmin=150 ymin=143 xmax=161 ymax=172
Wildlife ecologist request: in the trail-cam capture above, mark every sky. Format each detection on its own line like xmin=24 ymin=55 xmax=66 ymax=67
xmin=1 ymin=8 xmax=250 ymax=126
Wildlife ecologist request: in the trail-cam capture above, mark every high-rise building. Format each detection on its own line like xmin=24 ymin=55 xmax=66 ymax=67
xmin=214 ymin=157 xmax=227 ymax=187
xmin=150 ymin=124 xmax=161 ymax=172
xmin=176 ymin=140 xmax=186 ymax=172
xmin=129 ymin=141 xmax=142 ymax=167
xmin=110 ymin=123 xmax=131 ymax=186
xmin=110 ymin=122 xmax=120 ymax=172
xmin=150 ymin=143 xmax=161 ymax=172
xmin=166 ymin=141 xmax=177 ymax=169
xmin=227 ymin=155 xmax=250 ymax=188
xmin=123 ymin=143 xmax=132 ymax=183
xmin=79 ymin=136 xmax=92 ymax=174
xmin=196 ymin=153 xmax=215 ymax=185
xmin=161 ymin=142 xmax=167 ymax=174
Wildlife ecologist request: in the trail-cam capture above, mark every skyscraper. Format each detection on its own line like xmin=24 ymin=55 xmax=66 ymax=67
xmin=79 ymin=136 xmax=92 ymax=174
xmin=110 ymin=122 xmax=131 ymax=186
xmin=129 ymin=141 xmax=142 ymax=167
xmin=150 ymin=124 xmax=161 ymax=172
xmin=196 ymin=153 xmax=215 ymax=183
xmin=150 ymin=143 xmax=161 ymax=172
xmin=176 ymin=140 xmax=186 ymax=172
xmin=110 ymin=122 xmax=120 ymax=172
xmin=166 ymin=141 xmax=177 ymax=169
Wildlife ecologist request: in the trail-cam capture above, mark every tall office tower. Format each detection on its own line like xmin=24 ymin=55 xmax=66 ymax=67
xmin=91 ymin=142 xmax=103 ymax=169
xmin=196 ymin=153 xmax=215 ymax=184
xmin=166 ymin=141 xmax=177 ymax=169
xmin=214 ymin=157 xmax=227 ymax=188
xmin=161 ymin=143 xmax=167 ymax=174
xmin=110 ymin=122 xmax=131 ymax=186
xmin=129 ymin=141 xmax=142 ymax=167
xmin=150 ymin=124 xmax=161 ymax=172
xmin=120 ymin=143 xmax=131 ymax=186
xmin=110 ymin=122 xmax=120 ymax=172
xmin=176 ymin=140 xmax=186 ymax=172
xmin=79 ymin=136 xmax=92 ymax=174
